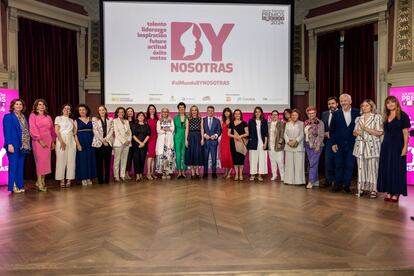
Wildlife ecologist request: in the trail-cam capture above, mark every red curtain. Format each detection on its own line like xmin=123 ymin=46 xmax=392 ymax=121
xmin=18 ymin=17 xmax=79 ymax=180
xmin=343 ymin=24 xmax=375 ymax=107
xmin=316 ymin=31 xmax=340 ymax=116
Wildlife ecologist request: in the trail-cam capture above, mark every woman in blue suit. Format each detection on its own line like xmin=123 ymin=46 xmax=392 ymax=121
xmin=3 ymin=99 xmax=31 ymax=193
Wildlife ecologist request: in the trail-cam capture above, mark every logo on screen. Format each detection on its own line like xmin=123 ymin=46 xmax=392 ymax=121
xmin=262 ymin=10 xmax=285 ymax=25
xmin=171 ymin=22 xmax=234 ymax=61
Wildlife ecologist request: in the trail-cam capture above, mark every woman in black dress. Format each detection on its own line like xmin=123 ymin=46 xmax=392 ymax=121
xmin=125 ymin=107 xmax=136 ymax=179
xmin=131 ymin=112 xmax=151 ymax=182
xmin=185 ymin=105 xmax=204 ymax=179
xmin=228 ymin=109 xmax=249 ymax=181
xmin=377 ymin=96 xmax=410 ymax=202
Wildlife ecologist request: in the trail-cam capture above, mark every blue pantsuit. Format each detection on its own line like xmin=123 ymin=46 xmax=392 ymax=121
xmin=3 ymin=113 xmax=29 ymax=191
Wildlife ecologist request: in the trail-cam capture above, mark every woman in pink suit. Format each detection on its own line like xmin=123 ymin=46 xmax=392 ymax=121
xmin=29 ymin=99 xmax=56 ymax=192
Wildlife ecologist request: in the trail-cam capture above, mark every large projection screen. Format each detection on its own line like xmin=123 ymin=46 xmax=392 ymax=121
xmin=102 ymin=1 xmax=292 ymax=112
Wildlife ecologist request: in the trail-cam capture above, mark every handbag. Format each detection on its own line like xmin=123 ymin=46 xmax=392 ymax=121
xmin=234 ymin=129 xmax=247 ymax=155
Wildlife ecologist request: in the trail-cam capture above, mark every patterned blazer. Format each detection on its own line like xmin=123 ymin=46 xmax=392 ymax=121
xmin=352 ymin=113 xmax=383 ymax=159
xmin=92 ymin=117 xmax=114 ymax=147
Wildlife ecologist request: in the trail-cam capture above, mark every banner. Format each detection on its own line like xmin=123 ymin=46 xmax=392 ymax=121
xmin=389 ymin=86 xmax=414 ymax=185
xmin=0 ymin=89 xmax=19 ymax=185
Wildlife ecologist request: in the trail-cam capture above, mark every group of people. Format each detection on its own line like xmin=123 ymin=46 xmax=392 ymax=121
xmin=2 ymin=94 xmax=410 ymax=204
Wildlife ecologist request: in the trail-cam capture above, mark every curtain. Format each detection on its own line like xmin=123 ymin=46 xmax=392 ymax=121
xmin=18 ymin=17 xmax=79 ymax=180
xmin=316 ymin=31 xmax=340 ymax=116
xmin=343 ymin=24 xmax=375 ymax=107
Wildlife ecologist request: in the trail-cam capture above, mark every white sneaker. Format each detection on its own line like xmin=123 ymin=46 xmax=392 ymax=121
xmin=270 ymin=176 xmax=277 ymax=181
xmin=82 ymin=180 xmax=88 ymax=186
xmin=258 ymin=175 xmax=263 ymax=181
xmin=250 ymin=175 xmax=255 ymax=181
xmin=306 ymin=182 xmax=313 ymax=189
xmin=87 ymin=179 xmax=92 ymax=185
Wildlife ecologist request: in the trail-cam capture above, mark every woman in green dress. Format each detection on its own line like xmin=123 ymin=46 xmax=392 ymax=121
xmin=174 ymin=102 xmax=188 ymax=179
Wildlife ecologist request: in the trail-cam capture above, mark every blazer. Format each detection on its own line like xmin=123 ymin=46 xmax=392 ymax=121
xmin=113 ymin=118 xmax=132 ymax=147
xmin=247 ymin=118 xmax=268 ymax=150
xmin=304 ymin=119 xmax=325 ymax=149
xmin=330 ymin=108 xmax=360 ymax=150
xmin=352 ymin=114 xmax=383 ymax=159
xmin=284 ymin=121 xmax=304 ymax=152
xmin=268 ymin=120 xmax=285 ymax=151
xmin=92 ymin=117 xmax=114 ymax=147
xmin=203 ymin=116 xmax=222 ymax=145
xmin=3 ymin=113 xmax=28 ymax=153
xmin=321 ymin=109 xmax=338 ymax=145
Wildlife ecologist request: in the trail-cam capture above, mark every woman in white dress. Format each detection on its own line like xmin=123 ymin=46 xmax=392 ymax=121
xmin=113 ymin=107 xmax=132 ymax=182
xmin=156 ymin=107 xmax=176 ymax=179
xmin=353 ymin=99 xmax=383 ymax=198
xmin=55 ymin=104 xmax=76 ymax=188
xmin=284 ymin=109 xmax=305 ymax=185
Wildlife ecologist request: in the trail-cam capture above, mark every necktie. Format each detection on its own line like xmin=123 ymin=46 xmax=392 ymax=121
xmin=209 ymin=117 xmax=212 ymax=129
xmin=328 ymin=111 xmax=333 ymax=127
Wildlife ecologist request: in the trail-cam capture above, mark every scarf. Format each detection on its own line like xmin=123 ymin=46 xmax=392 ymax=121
xmin=16 ymin=113 xmax=31 ymax=153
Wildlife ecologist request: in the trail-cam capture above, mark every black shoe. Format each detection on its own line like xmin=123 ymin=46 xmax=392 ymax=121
xmin=343 ymin=187 xmax=352 ymax=194
xmin=331 ymin=186 xmax=341 ymax=193
xmin=212 ymin=173 xmax=218 ymax=179
xmin=202 ymin=174 xmax=208 ymax=179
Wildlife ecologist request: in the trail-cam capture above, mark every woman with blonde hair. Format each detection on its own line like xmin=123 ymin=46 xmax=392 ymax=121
xmin=377 ymin=96 xmax=410 ymax=202
xmin=156 ymin=107 xmax=176 ymax=179
xmin=185 ymin=105 xmax=204 ymax=179
xmin=353 ymin=99 xmax=383 ymax=198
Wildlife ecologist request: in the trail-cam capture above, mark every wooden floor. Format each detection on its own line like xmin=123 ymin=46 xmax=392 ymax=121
xmin=1 ymin=177 xmax=414 ymax=275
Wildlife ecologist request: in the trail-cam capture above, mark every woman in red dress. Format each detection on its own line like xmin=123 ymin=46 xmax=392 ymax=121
xmin=146 ymin=104 xmax=158 ymax=180
xmin=220 ymin=107 xmax=233 ymax=179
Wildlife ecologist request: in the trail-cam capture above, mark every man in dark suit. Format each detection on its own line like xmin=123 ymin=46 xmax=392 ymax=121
xmin=203 ymin=106 xmax=222 ymax=178
xmin=330 ymin=93 xmax=359 ymax=193
xmin=321 ymin=97 xmax=339 ymax=188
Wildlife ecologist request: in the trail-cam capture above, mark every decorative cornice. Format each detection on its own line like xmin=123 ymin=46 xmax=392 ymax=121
xmin=9 ymin=0 xmax=89 ymax=28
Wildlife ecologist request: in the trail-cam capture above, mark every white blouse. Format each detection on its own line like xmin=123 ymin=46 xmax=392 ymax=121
xmin=55 ymin=116 xmax=73 ymax=136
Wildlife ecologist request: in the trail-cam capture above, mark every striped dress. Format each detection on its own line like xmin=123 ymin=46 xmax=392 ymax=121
xmin=353 ymin=113 xmax=383 ymax=192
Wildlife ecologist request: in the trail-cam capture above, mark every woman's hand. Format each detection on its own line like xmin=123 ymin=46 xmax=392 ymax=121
xmin=77 ymin=144 xmax=82 ymax=151
xmin=39 ymin=140 xmax=47 ymax=148
xmin=51 ymin=142 xmax=56 ymax=150
xmin=402 ymin=147 xmax=408 ymax=157
xmin=60 ymin=141 xmax=66 ymax=151
xmin=263 ymin=144 xmax=267 ymax=150
xmin=201 ymin=139 xmax=204 ymax=146
xmin=353 ymin=130 xmax=361 ymax=137
xmin=124 ymin=141 xmax=130 ymax=146
xmin=185 ymin=140 xmax=188 ymax=148
xmin=8 ymin=144 xmax=14 ymax=153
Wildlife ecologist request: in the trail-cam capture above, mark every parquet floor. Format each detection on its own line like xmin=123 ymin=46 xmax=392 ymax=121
xmin=1 ymin=177 xmax=414 ymax=275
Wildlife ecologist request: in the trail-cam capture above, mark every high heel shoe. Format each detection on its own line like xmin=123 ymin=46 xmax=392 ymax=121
xmin=37 ymin=185 xmax=47 ymax=192
xmin=391 ymin=195 xmax=400 ymax=203
xmin=384 ymin=194 xmax=392 ymax=202
xmin=13 ymin=184 xmax=22 ymax=193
